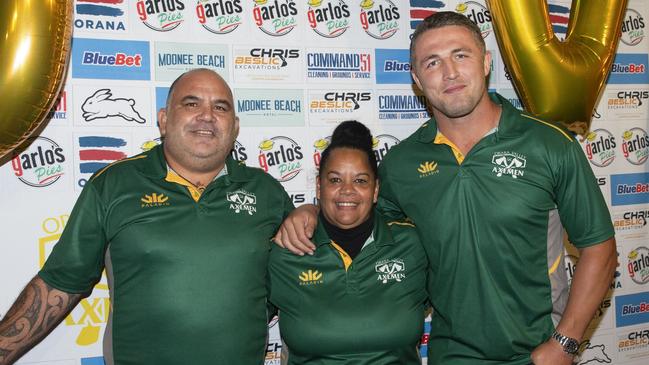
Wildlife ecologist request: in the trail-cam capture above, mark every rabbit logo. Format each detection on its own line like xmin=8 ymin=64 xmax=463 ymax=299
xmin=81 ymin=89 xmax=146 ymax=124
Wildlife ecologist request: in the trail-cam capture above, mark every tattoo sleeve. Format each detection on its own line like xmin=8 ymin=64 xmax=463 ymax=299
xmin=0 ymin=276 xmax=83 ymax=365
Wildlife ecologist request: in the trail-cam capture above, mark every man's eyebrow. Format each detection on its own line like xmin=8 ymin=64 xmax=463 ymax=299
xmin=213 ymin=98 xmax=233 ymax=107
xmin=180 ymin=95 xmax=199 ymax=103
xmin=421 ymin=47 xmax=474 ymax=62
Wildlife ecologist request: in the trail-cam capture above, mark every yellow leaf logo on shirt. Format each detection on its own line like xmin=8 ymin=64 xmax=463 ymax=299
xmin=417 ymin=161 xmax=438 ymax=174
xmin=299 ymin=269 xmax=323 ymax=285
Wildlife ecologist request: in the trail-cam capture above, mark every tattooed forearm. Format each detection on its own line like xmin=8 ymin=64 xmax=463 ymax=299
xmin=0 ymin=276 xmax=82 ymax=365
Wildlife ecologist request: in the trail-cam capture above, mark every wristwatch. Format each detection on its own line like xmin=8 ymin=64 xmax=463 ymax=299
xmin=550 ymin=330 xmax=580 ymax=355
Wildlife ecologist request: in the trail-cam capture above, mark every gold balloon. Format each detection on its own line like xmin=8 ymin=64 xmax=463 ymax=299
xmin=487 ymin=0 xmax=627 ymax=136
xmin=0 ymin=0 xmax=73 ymax=159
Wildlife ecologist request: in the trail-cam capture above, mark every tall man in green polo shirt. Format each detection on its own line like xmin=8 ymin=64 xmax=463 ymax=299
xmin=275 ymin=12 xmax=616 ymax=365
xmin=0 ymin=69 xmax=292 ymax=365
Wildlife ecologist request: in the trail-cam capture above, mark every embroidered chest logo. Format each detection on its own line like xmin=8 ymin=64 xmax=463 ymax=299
xmin=375 ymin=259 xmax=406 ymax=284
xmin=417 ymin=160 xmax=439 ymax=178
xmin=141 ymin=193 xmax=170 ymax=207
xmin=299 ymin=269 xmax=323 ymax=286
xmin=491 ymin=152 xmax=527 ymax=179
xmin=226 ymin=190 xmax=257 ymax=215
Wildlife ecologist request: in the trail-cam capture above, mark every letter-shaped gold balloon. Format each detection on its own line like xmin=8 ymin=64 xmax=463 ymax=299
xmin=487 ymin=0 xmax=627 ymax=135
xmin=0 ymin=0 xmax=73 ymax=159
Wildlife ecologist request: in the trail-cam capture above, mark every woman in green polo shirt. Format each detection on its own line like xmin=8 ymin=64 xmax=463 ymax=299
xmin=268 ymin=121 xmax=428 ymax=365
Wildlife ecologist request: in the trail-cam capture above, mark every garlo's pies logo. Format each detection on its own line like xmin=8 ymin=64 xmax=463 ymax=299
xmin=491 ymin=152 xmax=526 ymax=178
xmin=307 ymin=0 xmax=351 ymax=38
xmin=375 ymin=259 xmax=405 ymax=283
xmin=141 ymin=193 xmax=170 ymax=207
xmin=299 ymin=269 xmax=323 ymax=285
xmin=622 ymin=128 xmax=649 ymax=165
xmin=136 ymin=0 xmax=185 ymax=31
xmin=584 ymin=129 xmax=616 ymax=167
xmin=628 ymin=247 xmax=649 ymax=285
xmin=456 ymin=1 xmax=492 ymax=38
xmin=253 ymin=0 xmax=298 ymax=36
xmin=196 ymin=0 xmax=244 ymax=34
xmin=417 ymin=161 xmax=438 ymax=178
xmin=312 ymin=137 xmax=330 ymax=169
xmin=359 ymin=0 xmax=400 ymax=40
xmin=226 ymin=190 xmax=257 ymax=215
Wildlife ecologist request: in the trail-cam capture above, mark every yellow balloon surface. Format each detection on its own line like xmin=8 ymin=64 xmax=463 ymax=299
xmin=487 ymin=0 xmax=627 ymax=136
xmin=0 ymin=0 xmax=73 ymax=159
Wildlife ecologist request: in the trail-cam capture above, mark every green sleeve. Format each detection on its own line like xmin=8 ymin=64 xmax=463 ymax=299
xmin=377 ymin=159 xmax=406 ymax=220
xmin=38 ymin=181 xmax=108 ymax=294
xmin=555 ymin=139 xmax=614 ymax=248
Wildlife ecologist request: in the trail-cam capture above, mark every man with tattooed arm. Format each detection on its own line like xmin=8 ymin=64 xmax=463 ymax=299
xmin=0 ymin=69 xmax=292 ymax=365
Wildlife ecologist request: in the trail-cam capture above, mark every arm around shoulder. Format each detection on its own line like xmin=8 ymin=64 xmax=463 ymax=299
xmin=0 ymin=275 xmax=84 ymax=365
xmin=274 ymin=204 xmax=319 ymax=255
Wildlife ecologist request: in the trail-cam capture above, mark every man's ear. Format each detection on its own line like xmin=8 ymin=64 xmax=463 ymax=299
xmin=483 ymin=50 xmax=492 ymax=77
xmin=411 ymin=67 xmax=423 ymax=92
xmin=158 ymin=108 xmax=168 ymax=138
xmin=316 ymin=177 xmax=321 ymax=201
xmin=233 ymin=115 xmax=240 ymax=139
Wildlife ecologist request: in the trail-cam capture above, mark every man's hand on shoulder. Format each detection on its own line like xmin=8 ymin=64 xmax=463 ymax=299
xmin=274 ymin=204 xmax=318 ymax=256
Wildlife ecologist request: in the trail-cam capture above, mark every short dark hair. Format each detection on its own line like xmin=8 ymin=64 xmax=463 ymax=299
xmin=410 ymin=11 xmax=486 ymax=65
xmin=318 ymin=120 xmax=378 ymax=179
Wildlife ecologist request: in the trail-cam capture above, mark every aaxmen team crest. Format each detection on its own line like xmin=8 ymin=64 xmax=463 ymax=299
xmin=491 ymin=152 xmax=526 ymax=178
xmin=375 ymin=259 xmax=405 ymax=284
xmin=226 ymin=190 xmax=257 ymax=215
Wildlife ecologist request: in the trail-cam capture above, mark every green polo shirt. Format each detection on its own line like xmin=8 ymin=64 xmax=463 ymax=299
xmin=39 ymin=144 xmax=292 ymax=365
xmin=377 ymin=93 xmax=614 ymax=365
xmin=268 ymin=211 xmax=428 ymax=365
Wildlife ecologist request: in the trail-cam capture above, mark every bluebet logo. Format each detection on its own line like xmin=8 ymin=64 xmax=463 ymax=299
xmin=607 ymin=54 xmax=649 ymax=84
xmin=611 ymin=173 xmax=649 ymax=206
xmin=376 ymin=49 xmax=412 ymax=84
xmin=616 ymin=292 xmax=649 ymax=327
xmin=72 ymin=38 xmax=150 ymax=80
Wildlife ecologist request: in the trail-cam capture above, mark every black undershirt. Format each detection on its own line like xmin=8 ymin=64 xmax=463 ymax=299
xmin=320 ymin=210 xmax=374 ymax=260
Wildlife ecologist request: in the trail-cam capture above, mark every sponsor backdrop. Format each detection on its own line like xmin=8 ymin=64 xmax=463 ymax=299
xmin=0 ymin=0 xmax=647 ymax=364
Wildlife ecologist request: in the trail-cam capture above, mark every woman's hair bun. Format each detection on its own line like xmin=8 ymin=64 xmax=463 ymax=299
xmin=330 ymin=120 xmax=373 ymax=152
